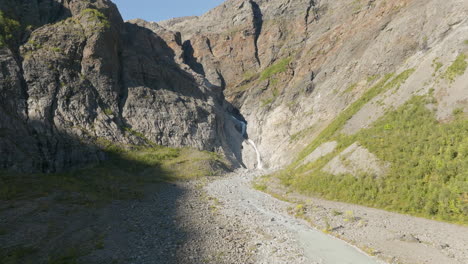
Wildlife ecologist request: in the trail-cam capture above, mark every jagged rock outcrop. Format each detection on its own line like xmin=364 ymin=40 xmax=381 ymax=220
xmin=0 ymin=0 xmax=245 ymax=172
xmin=1 ymin=0 xmax=467 ymax=173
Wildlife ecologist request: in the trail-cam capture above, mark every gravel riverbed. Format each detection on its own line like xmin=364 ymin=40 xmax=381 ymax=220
xmin=1 ymin=169 xmax=467 ymax=264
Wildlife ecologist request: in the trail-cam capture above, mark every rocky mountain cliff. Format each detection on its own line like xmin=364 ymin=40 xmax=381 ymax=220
xmin=0 ymin=0 xmax=246 ymax=172
xmin=159 ymin=0 xmax=468 ymax=169
xmin=1 ymin=0 xmax=467 ymax=176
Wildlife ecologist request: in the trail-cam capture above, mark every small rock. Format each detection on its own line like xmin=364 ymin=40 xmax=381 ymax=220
xmin=399 ymin=234 xmax=421 ymax=243
xmin=438 ymin=243 xmax=450 ymax=249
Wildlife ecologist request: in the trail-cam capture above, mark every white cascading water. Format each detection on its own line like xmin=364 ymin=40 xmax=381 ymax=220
xmin=231 ymin=115 xmax=263 ymax=170
xmin=247 ymin=139 xmax=263 ymax=170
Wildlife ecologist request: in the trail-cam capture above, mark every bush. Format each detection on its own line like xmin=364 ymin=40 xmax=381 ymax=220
xmin=294 ymin=69 xmax=414 ymax=164
xmin=0 ymin=11 xmax=20 ymax=48
xmin=259 ymin=57 xmax=291 ymax=81
xmin=0 ymin=141 xmax=226 ymax=203
xmin=277 ymin=95 xmax=468 ymax=224
xmin=80 ymin=8 xmax=110 ymax=31
xmin=443 ymin=54 xmax=467 ymax=82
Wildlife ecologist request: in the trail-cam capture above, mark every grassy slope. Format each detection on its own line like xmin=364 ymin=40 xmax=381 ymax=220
xmin=273 ymin=63 xmax=468 ymax=224
xmin=0 ymin=142 xmax=227 ymax=204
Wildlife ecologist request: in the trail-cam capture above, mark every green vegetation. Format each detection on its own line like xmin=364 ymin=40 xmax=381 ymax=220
xmin=124 ymin=126 xmax=147 ymax=140
xmin=103 ymin=108 xmax=113 ymax=115
xmin=242 ymin=70 xmax=258 ymax=80
xmin=289 ymin=125 xmax=317 ymax=143
xmin=453 ymin=107 xmax=464 ymax=116
xmin=295 ymin=69 xmax=414 ymax=164
xmin=27 ymin=39 xmax=42 ymax=49
xmin=443 ymin=53 xmax=467 ymax=82
xmin=366 ymin=75 xmax=379 ymax=83
xmin=260 ymin=88 xmax=280 ymax=107
xmin=1 ymin=234 xmax=110 ymax=263
xmin=0 ymin=11 xmax=20 ymax=48
xmin=432 ymin=58 xmax=443 ymax=73
xmin=464 ymin=40 xmax=468 ymax=45
xmin=47 ymin=248 xmax=82 ymax=264
xmin=351 ymin=0 xmax=364 ymax=13
xmin=0 ymin=141 xmax=226 ymax=203
xmin=261 ymin=97 xmax=274 ymax=107
xmin=344 ymin=210 xmax=357 ymax=222
xmin=94 ymin=234 xmax=105 ymax=250
xmin=342 ymin=83 xmax=358 ymax=94
xmin=276 ymin=96 xmax=468 ymax=224
xmin=252 ymin=181 xmax=267 ymax=191
xmin=270 ymin=78 xmax=279 ymax=86
xmin=81 ymin=8 xmax=110 ymax=31
xmin=0 ymin=246 xmax=37 ymax=264
xmin=51 ymin=47 xmax=61 ymax=53
xmin=331 ymin=209 xmax=343 ymax=216
xmin=259 ymin=57 xmax=291 ymax=81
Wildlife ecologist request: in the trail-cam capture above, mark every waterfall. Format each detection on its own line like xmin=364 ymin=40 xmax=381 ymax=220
xmin=239 ymin=120 xmax=246 ymax=137
xmin=247 ymin=139 xmax=263 ymax=170
xmin=231 ymin=115 xmax=247 ymax=137
xmin=231 ymin=115 xmax=263 ymax=170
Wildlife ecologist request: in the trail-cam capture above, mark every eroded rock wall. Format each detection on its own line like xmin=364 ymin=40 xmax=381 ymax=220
xmin=160 ymin=0 xmax=468 ymax=169
xmin=0 ymin=0 xmax=244 ymax=172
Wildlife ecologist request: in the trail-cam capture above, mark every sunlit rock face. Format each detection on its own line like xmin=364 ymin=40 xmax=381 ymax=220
xmin=159 ymin=0 xmax=468 ymax=169
xmin=1 ymin=0 xmax=467 ymax=172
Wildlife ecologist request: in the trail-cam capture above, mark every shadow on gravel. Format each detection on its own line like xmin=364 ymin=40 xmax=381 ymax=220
xmin=0 ymin=126 xmax=191 ymax=264
xmin=0 ymin=161 xmax=190 ymax=264
xmin=81 ymin=183 xmax=188 ymax=264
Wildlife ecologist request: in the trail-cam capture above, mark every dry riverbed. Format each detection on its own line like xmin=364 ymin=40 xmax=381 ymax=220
xmin=254 ymin=172 xmax=468 ymax=264
xmin=1 ymin=169 xmax=467 ymax=263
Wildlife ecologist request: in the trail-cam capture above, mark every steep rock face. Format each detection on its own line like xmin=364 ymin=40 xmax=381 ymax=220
xmin=1 ymin=0 xmax=467 ymax=173
xmin=160 ymin=0 xmax=468 ymax=169
xmin=0 ymin=0 xmax=244 ymax=172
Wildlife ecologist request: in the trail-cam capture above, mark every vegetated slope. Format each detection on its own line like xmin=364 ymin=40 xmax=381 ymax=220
xmin=279 ymin=95 xmax=468 ymax=223
xmin=0 ymin=0 xmax=245 ymax=173
xmin=158 ymin=0 xmax=468 ymax=223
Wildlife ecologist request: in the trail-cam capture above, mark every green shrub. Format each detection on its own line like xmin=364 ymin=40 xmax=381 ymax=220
xmin=0 ymin=11 xmax=20 ymax=48
xmin=103 ymin=108 xmax=113 ymax=115
xmin=294 ymin=69 xmax=414 ymax=165
xmin=432 ymin=58 xmax=443 ymax=73
xmin=276 ymin=95 xmax=468 ymax=224
xmin=443 ymin=54 xmax=467 ymax=82
xmin=366 ymin=75 xmax=379 ymax=83
xmin=260 ymin=57 xmax=291 ymax=81
xmin=453 ymin=107 xmax=464 ymax=116
xmin=253 ymin=182 xmax=267 ymax=191
xmin=289 ymin=125 xmax=317 ymax=143
xmin=0 ymin=246 xmax=37 ymax=264
xmin=261 ymin=97 xmax=274 ymax=107
xmin=0 ymin=142 xmax=226 ymax=203
xmin=51 ymin=47 xmax=61 ymax=53
xmin=342 ymin=83 xmax=358 ymax=94
xmin=47 ymin=247 xmax=81 ymax=264
xmin=81 ymin=8 xmax=110 ymax=30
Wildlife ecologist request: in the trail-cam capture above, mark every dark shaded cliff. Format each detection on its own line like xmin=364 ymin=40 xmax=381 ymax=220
xmin=0 ymin=0 xmax=245 ymax=172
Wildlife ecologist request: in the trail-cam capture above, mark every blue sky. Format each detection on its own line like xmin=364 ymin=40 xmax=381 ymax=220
xmin=112 ymin=0 xmax=226 ymax=22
